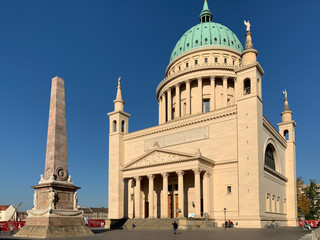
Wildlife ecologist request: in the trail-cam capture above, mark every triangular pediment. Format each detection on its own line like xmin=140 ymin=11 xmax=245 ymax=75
xmin=122 ymin=149 xmax=199 ymax=171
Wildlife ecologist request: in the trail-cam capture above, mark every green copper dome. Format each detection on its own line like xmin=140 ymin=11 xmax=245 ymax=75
xmin=169 ymin=1 xmax=243 ymax=63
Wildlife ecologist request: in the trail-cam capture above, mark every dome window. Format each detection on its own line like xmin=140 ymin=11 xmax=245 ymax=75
xmin=195 ymin=40 xmax=198 ymax=44
xmin=187 ymin=43 xmax=190 ymax=47
xmin=214 ymin=37 xmax=217 ymax=41
xmin=224 ymin=58 xmax=227 ymax=64
xmin=212 ymin=26 xmax=215 ymax=28
xmin=223 ymin=38 xmax=226 ymax=43
xmin=205 ymin=38 xmax=208 ymax=42
xmin=195 ymin=59 xmax=198 ymax=65
xmin=231 ymin=41 xmax=234 ymax=45
xmin=197 ymin=28 xmax=199 ymax=30
xmin=205 ymin=26 xmax=207 ymax=28
xmin=214 ymin=57 xmax=218 ymax=63
xmin=220 ymin=27 xmax=222 ymax=29
xmin=204 ymin=58 xmax=208 ymax=63
xmin=180 ymin=47 xmax=182 ymax=51
xmin=186 ymin=62 xmax=189 ymax=68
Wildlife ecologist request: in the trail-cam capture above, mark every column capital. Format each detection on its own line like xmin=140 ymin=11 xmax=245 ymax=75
xmin=147 ymin=174 xmax=155 ymax=180
xmin=197 ymin=77 xmax=202 ymax=82
xmin=175 ymin=83 xmax=181 ymax=88
xmin=193 ymin=168 xmax=202 ymax=174
xmin=210 ymin=75 xmax=216 ymax=80
xmin=176 ymin=170 xmax=185 ymax=176
xmin=186 ymin=79 xmax=191 ymax=84
xmin=134 ymin=176 xmax=142 ymax=181
xmin=223 ymin=75 xmax=228 ymax=80
xmin=161 ymin=172 xmax=169 ymax=178
xmin=123 ymin=178 xmax=128 ymax=183
xmin=204 ymin=172 xmax=211 ymax=178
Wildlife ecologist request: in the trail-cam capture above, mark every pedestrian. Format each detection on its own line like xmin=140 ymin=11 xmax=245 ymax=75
xmin=10 ymin=226 xmax=14 ymax=235
xmin=0 ymin=226 xmax=2 ymax=235
xmin=172 ymin=221 xmax=178 ymax=234
xmin=225 ymin=220 xmax=228 ymax=229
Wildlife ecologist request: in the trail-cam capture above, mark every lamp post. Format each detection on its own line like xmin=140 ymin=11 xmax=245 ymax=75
xmin=223 ymin=208 xmax=227 ymax=229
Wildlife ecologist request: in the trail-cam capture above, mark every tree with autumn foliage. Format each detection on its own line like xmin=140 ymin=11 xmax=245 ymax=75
xmin=297 ymin=177 xmax=311 ymax=218
xmin=305 ymin=179 xmax=320 ymax=220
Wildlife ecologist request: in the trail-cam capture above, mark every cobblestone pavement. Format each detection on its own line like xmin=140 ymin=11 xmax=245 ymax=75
xmin=0 ymin=227 xmax=311 ymax=240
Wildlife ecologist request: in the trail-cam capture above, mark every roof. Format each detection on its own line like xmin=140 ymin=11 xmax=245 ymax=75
xmin=79 ymin=207 xmax=108 ymax=214
xmin=0 ymin=205 xmax=11 ymax=211
xmin=169 ymin=1 xmax=243 ymax=63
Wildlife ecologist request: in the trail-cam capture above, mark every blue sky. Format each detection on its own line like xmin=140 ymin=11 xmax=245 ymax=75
xmin=0 ymin=0 xmax=319 ymax=211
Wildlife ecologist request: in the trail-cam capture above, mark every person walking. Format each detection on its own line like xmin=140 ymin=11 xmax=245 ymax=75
xmin=0 ymin=226 xmax=2 ymax=235
xmin=10 ymin=226 xmax=14 ymax=236
xmin=172 ymin=221 xmax=178 ymax=234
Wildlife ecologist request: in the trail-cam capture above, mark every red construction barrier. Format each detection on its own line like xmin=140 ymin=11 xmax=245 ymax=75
xmin=0 ymin=221 xmax=25 ymax=231
xmin=299 ymin=220 xmax=320 ymax=227
xmin=87 ymin=219 xmax=105 ymax=228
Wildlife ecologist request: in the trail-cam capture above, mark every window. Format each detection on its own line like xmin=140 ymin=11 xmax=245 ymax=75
xmin=233 ymin=60 xmax=235 ymax=65
xmin=227 ymin=186 xmax=232 ymax=194
xmin=186 ymin=62 xmax=189 ymax=68
xmin=204 ymin=58 xmax=208 ymax=63
xmin=113 ymin=120 xmax=117 ymax=132
xmin=244 ymin=78 xmax=251 ymax=95
xmin=214 ymin=57 xmax=218 ymax=63
xmin=224 ymin=58 xmax=227 ymax=64
xmin=195 ymin=59 xmax=198 ymax=65
xmin=266 ymin=193 xmax=270 ymax=212
xmin=172 ymin=107 xmax=175 ymax=119
xmin=265 ymin=144 xmax=276 ymax=170
xmin=168 ymin=185 xmax=173 ymax=191
xmin=284 ymin=130 xmax=289 ymax=140
xmin=203 ymin=99 xmax=210 ymax=113
xmin=121 ymin=120 xmax=125 ymax=132
xmin=178 ymin=66 xmax=181 ymax=71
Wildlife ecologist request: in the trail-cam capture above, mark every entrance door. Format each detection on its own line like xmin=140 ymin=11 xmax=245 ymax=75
xmin=175 ymin=194 xmax=179 ymax=217
xmin=168 ymin=195 xmax=172 ymax=218
xmin=145 ymin=202 xmax=149 ymax=218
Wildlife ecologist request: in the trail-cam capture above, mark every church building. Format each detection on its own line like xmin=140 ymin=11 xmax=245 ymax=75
xmin=107 ymin=1 xmax=297 ymax=228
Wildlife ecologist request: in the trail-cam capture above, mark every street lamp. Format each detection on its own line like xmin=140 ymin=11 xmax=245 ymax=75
xmin=223 ymin=208 xmax=227 ymax=229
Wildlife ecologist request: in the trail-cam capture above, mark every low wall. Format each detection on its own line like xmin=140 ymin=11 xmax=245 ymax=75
xmin=299 ymin=227 xmax=320 ymax=240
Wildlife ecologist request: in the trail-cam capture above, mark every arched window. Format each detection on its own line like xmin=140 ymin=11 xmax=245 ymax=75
xmin=121 ymin=120 xmax=125 ymax=133
xmin=284 ymin=130 xmax=289 ymax=140
xmin=113 ymin=120 xmax=117 ymax=132
xmin=265 ymin=144 xmax=276 ymax=170
xmin=244 ymin=78 xmax=251 ymax=95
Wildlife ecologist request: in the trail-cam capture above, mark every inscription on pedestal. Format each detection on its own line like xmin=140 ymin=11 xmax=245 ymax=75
xmin=144 ymin=126 xmax=209 ymax=151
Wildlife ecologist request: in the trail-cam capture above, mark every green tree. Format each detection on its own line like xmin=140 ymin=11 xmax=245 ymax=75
xmin=305 ymin=179 xmax=320 ymax=220
xmin=297 ymin=177 xmax=310 ymax=218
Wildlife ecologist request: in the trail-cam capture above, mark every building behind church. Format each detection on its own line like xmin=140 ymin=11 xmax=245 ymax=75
xmin=107 ymin=1 xmax=297 ymax=228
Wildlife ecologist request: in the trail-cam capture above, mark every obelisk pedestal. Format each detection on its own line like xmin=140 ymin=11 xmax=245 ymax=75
xmin=15 ymin=77 xmax=93 ymax=238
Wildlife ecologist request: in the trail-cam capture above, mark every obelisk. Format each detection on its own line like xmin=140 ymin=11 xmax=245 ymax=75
xmin=16 ymin=76 xmax=93 ymax=238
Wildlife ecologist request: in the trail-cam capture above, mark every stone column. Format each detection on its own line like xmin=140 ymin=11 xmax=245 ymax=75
xmin=203 ymin=172 xmax=211 ymax=217
xmin=161 ymin=94 xmax=166 ymax=123
xmin=148 ymin=175 xmax=155 ymax=218
xmin=158 ymin=98 xmax=162 ymax=124
xmin=186 ymin=80 xmax=191 ymax=115
xmin=223 ymin=76 xmax=228 ymax=107
xmin=177 ymin=171 xmax=185 ymax=217
xmin=123 ymin=178 xmax=129 ymax=219
xmin=128 ymin=179 xmax=133 ymax=218
xmin=134 ymin=177 xmax=141 ymax=218
xmin=210 ymin=76 xmax=216 ymax=111
xmin=175 ymin=84 xmax=180 ymax=118
xmin=161 ymin=173 xmax=169 ymax=218
xmin=198 ymin=78 xmax=203 ymax=113
xmin=167 ymin=88 xmax=172 ymax=121
xmin=193 ymin=168 xmax=201 ymax=217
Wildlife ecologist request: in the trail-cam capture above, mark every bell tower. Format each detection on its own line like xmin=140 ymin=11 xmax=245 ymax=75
xmin=236 ymin=22 xmax=265 ymax=227
xmin=108 ymin=77 xmax=130 ymax=219
xmin=278 ymin=90 xmax=297 ymax=226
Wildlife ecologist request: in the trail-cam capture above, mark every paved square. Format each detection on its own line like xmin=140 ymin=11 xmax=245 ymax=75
xmin=0 ymin=227 xmax=310 ymax=240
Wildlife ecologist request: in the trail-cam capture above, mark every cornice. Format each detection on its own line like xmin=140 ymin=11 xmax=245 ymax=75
xmin=157 ymin=65 xmax=237 ymax=98
xmin=123 ymin=105 xmax=237 ymax=141
xmin=264 ymin=166 xmax=288 ymax=182
xmin=235 ymin=62 xmax=264 ymax=76
xmin=263 ymin=116 xmax=287 ymax=148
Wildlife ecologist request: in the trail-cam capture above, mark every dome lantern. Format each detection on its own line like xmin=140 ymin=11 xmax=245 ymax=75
xmin=199 ymin=0 xmax=213 ymax=23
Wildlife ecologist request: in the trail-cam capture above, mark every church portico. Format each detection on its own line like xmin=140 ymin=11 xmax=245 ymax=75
xmin=122 ymin=151 xmax=213 ymax=219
